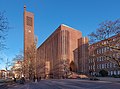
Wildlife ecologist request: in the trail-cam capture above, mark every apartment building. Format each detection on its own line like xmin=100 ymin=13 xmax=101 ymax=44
xmin=89 ymin=34 xmax=120 ymax=76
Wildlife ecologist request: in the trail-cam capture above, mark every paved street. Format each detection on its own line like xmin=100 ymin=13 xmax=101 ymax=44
xmin=7 ymin=79 xmax=120 ymax=89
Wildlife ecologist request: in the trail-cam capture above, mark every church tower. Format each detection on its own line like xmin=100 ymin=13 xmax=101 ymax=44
xmin=24 ymin=6 xmax=34 ymax=59
xmin=23 ymin=6 xmax=35 ymax=78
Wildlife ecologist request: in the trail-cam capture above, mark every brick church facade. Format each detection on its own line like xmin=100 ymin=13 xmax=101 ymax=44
xmin=23 ymin=6 xmax=36 ymax=79
xmin=36 ymin=24 xmax=89 ymax=78
xmin=23 ymin=7 xmax=89 ymax=79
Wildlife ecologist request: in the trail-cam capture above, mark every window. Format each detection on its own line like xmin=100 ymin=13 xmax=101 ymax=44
xmin=97 ymin=57 xmax=99 ymax=61
xmin=103 ymin=56 xmax=105 ymax=60
xmin=107 ymin=63 xmax=109 ymax=68
xmin=90 ymin=59 xmax=92 ymax=63
xmin=102 ymin=48 xmax=104 ymax=53
xmin=104 ymin=47 xmax=107 ymax=52
xmin=89 ymin=59 xmax=90 ymax=63
xmin=89 ymin=66 xmax=90 ymax=70
xmin=92 ymin=58 xmax=94 ymax=63
xmin=99 ymin=49 xmax=101 ymax=54
xmin=104 ymin=63 xmax=106 ymax=68
xmin=97 ymin=50 xmax=99 ymax=54
xmin=116 ymin=44 xmax=119 ymax=48
xmin=99 ymin=64 xmax=101 ymax=69
xmin=114 ymin=71 xmax=116 ymax=75
xmin=113 ymin=53 xmax=115 ymax=57
xmin=113 ymin=38 xmax=116 ymax=41
xmin=117 ymin=53 xmax=119 ymax=58
xmin=97 ymin=65 xmax=99 ymax=69
xmin=91 ymin=66 xmax=93 ymax=70
xmin=104 ymin=41 xmax=106 ymax=44
xmin=102 ymin=64 xmax=104 ymax=69
xmin=110 ymin=48 xmax=112 ymax=51
xmin=110 ymin=63 xmax=112 ymax=68
xmin=108 ymin=71 xmax=110 ymax=75
xmin=107 ymin=47 xmax=109 ymax=51
xmin=111 ymin=71 xmax=113 ymax=75
xmin=105 ymin=63 xmax=107 ymax=68
xmin=118 ymin=71 xmax=120 ymax=75
xmin=93 ymin=65 xmax=95 ymax=70
xmin=113 ymin=64 xmax=116 ymax=68
xmin=26 ymin=16 xmax=32 ymax=26
xmin=100 ymin=57 xmax=101 ymax=61
xmin=101 ymin=56 xmax=103 ymax=61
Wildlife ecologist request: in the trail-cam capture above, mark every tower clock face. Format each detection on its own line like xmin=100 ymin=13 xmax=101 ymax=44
xmin=27 ymin=27 xmax=31 ymax=33
xmin=28 ymin=29 xmax=31 ymax=33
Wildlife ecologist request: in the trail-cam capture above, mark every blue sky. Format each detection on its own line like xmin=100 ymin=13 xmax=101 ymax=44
xmin=0 ymin=0 xmax=120 ymax=69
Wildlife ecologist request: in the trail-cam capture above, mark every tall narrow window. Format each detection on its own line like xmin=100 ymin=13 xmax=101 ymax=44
xmin=26 ymin=16 xmax=32 ymax=26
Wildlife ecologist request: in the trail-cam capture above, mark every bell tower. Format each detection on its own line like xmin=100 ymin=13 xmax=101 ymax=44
xmin=23 ymin=6 xmax=35 ymax=78
xmin=24 ymin=5 xmax=34 ymax=59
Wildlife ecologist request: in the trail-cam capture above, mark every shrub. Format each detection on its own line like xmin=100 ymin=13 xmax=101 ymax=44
xmin=99 ymin=70 xmax=108 ymax=77
xmin=90 ymin=77 xmax=100 ymax=81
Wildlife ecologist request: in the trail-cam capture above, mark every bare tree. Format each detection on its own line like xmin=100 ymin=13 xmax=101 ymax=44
xmin=0 ymin=11 xmax=9 ymax=50
xmin=36 ymin=58 xmax=70 ymax=79
xmin=24 ymin=36 xmax=37 ymax=80
xmin=11 ymin=52 xmax=24 ymax=78
xmin=88 ymin=19 xmax=120 ymax=44
xmin=12 ymin=52 xmax=23 ymax=62
xmin=49 ymin=59 xmax=70 ymax=78
xmin=36 ymin=59 xmax=46 ymax=78
xmin=88 ymin=19 xmax=120 ymax=69
xmin=24 ymin=44 xmax=36 ymax=80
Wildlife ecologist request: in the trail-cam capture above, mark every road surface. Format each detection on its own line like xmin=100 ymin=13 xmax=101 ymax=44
xmin=7 ymin=79 xmax=120 ymax=89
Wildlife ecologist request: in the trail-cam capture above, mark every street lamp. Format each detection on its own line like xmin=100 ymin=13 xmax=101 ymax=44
xmin=5 ymin=58 xmax=9 ymax=79
xmin=92 ymin=53 xmax=96 ymax=77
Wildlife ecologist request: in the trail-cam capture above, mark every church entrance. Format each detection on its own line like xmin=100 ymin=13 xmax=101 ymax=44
xmin=69 ymin=61 xmax=76 ymax=72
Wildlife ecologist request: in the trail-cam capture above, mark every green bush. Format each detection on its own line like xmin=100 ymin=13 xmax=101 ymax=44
xmin=112 ymin=74 xmax=120 ymax=78
xmin=90 ymin=77 xmax=100 ymax=81
xmin=99 ymin=70 xmax=108 ymax=77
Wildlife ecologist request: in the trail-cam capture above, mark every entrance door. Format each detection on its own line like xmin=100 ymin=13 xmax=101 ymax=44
xmin=69 ymin=61 xmax=76 ymax=72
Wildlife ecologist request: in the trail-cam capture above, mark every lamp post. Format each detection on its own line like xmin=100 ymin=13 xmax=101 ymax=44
xmin=5 ymin=58 xmax=9 ymax=79
xmin=92 ymin=53 xmax=96 ymax=77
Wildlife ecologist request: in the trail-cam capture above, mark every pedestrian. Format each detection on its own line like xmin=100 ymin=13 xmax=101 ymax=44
xmin=39 ymin=76 xmax=41 ymax=80
xmin=35 ymin=77 xmax=38 ymax=83
xmin=20 ymin=77 xmax=25 ymax=84
xmin=37 ymin=76 xmax=40 ymax=82
xmin=33 ymin=76 xmax=35 ymax=82
xmin=13 ymin=77 xmax=16 ymax=83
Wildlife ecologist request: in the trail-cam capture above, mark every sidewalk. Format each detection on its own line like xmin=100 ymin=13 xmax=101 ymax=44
xmin=97 ymin=77 xmax=120 ymax=83
xmin=0 ymin=79 xmax=17 ymax=89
